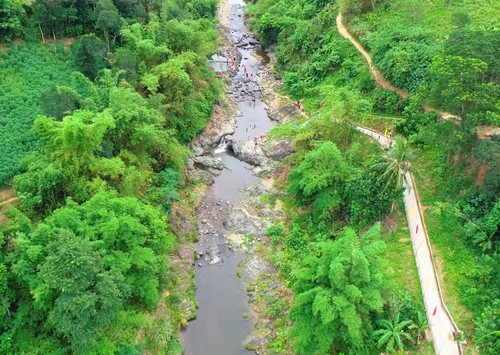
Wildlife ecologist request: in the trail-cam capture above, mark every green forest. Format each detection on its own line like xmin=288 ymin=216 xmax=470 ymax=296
xmin=1 ymin=0 xmax=220 ymax=353
xmin=1 ymin=0 xmax=499 ymax=354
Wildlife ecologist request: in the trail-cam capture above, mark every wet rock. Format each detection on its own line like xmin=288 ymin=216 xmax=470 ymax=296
xmin=179 ymin=299 xmax=197 ymax=320
xmin=243 ymin=330 xmax=271 ymax=352
xmin=193 ymin=156 xmax=224 ymax=170
xmin=209 ymin=167 xmax=223 ymax=176
xmin=253 ymin=165 xmax=275 ymax=178
xmin=192 ymin=146 xmax=205 ymax=156
xmin=204 ymin=245 xmax=223 ymax=265
xmin=232 ymin=140 xmax=268 ymax=166
xmin=261 ymin=139 xmax=295 ymax=161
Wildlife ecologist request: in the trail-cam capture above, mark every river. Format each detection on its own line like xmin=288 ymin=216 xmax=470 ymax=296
xmin=181 ymin=1 xmax=276 ymax=354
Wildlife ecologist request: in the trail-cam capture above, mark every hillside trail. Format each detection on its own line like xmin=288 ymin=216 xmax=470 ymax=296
xmin=336 ymin=12 xmax=458 ymax=120
xmin=0 ymin=197 xmax=19 ymax=207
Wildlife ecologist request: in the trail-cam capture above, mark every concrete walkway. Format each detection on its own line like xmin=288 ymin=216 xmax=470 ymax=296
xmin=355 ymin=126 xmax=462 ymax=355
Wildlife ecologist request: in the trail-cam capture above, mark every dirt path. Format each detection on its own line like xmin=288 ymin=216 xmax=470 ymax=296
xmin=336 ymin=13 xmax=459 ymax=120
xmin=336 ymin=13 xmax=409 ymax=99
xmin=0 ymin=197 xmax=19 ymax=207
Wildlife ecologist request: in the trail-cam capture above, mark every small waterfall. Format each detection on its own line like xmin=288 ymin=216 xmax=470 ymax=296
xmin=213 ymin=136 xmax=228 ymax=154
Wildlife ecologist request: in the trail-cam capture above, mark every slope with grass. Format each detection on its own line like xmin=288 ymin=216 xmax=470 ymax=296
xmin=0 ymin=45 xmax=75 ymax=185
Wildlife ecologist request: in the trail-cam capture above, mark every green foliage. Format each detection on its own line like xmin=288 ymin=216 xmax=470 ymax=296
xmin=146 ymin=168 xmax=181 ymax=213
xmin=445 ymin=27 xmax=500 ymax=81
xmin=365 ymin=24 xmax=441 ymax=93
xmin=6 ymin=191 xmax=174 ymax=352
xmin=0 ymin=46 xmax=75 ymax=186
xmin=14 ymin=111 xmax=117 ymax=214
xmin=0 ymin=0 xmax=26 ymax=41
xmin=290 ymin=224 xmax=389 ymax=354
xmin=345 ymin=158 xmax=400 ymax=227
xmin=288 ymin=141 xmax=353 ymax=203
xmin=428 ymin=55 xmax=499 ymax=123
xmin=32 ymin=0 xmax=97 ymax=37
xmin=373 ymin=312 xmax=414 ymax=353
xmin=395 ymin=110 xmax=437 ymax=137
xmin=72 ymin=34 xmax=108 ymax=80
xmin=2 ymin=1 xmax=221 ymax=353
xmin=40 ymin=85 xmax=81 ymax=120
xmin=373 ymin=135 xmax=416 ymax=192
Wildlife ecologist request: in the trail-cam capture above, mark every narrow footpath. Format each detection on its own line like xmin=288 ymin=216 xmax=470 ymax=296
xmin=356 ymin=127 xmax=463 ymax=355
xmin=336 ymin=12 xmax=457 ymax=120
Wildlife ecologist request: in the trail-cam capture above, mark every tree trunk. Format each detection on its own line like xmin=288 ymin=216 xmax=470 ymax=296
xmin=104 ymin=31 xmax=111 ymax=53
xmin=39 ymin=24 xmax=45 ymax=43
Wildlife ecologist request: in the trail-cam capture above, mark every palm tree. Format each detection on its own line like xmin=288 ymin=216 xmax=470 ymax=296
xmin=373 ymin=135 xmax=417 ymax=212
xmin=373 ymin=312 xmax=415 ymax=353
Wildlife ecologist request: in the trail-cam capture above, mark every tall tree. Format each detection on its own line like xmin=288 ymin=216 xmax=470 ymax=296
xmin=374 ymin=136 xmax=415 ymax=191
xmin=73 ymin=34 xmax=108 ymax=80
xmin=0 ymin=0 xmax=25 ymax=40
xmin=95 ymin=0 xmax=123 ymax=52
xmin=428 ymin=55 xmax=498 ymax=125
xmin=290 ymin=223 xmax=390 ymax=354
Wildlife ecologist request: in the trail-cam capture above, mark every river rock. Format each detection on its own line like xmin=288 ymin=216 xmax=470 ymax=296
xmin=186 ymin=169 xmax=215 ymax=185
xmin=261 ymin=139 xmax=295 ymax=161
xmin=232 ymin=140 xmax=268 ymax=166
xmin=239 ymin=254 xmax=275 ymax=284
xmin=179 ymin=299 xmax=197 ymax=321
xmin=193 ymin=156 xmax=224 ymax=170
xmin=243 ymin=330 xmax=271 ymax=352
xmin=226 ymin=233 xmax=249 ymax=253
xmin=204 ymin=245 xmax=223 ymax=265
xmin=191 ymin=105 xmax=236 ymax=150
xmin=223 ymin=205 xmax=269 ymax=237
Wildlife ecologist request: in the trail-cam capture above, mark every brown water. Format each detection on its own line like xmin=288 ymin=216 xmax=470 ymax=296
xmin=182 ymin=1 xmax=276 ymax=354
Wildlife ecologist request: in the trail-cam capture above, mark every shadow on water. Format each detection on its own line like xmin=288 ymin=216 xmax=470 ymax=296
xmin=182 ymin=1 xmax=276 ymax=354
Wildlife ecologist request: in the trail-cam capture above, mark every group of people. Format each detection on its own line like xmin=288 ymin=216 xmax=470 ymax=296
xmin=292 ymin=101 xmax=324 ymax=116
xmin=253 ymin=132 xmax=268 ymax=150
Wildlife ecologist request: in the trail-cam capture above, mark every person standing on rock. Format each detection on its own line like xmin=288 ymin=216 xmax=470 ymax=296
xmin=254 ymin=138 xmax=258 ymax=151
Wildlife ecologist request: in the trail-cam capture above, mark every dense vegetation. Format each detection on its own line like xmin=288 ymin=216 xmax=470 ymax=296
xmin=1 ymin=0 xmax=220 ymax=353
xmin=248 ymin=0 xmax=499 ymax=353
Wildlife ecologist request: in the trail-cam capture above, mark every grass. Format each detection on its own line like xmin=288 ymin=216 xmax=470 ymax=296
xmin=381 ymin=203 xmax=423 ymax=302
xmin=351 ymin=0 xmax=500 ymax=39
xmin=413 ymin=153 xmax=477 ymax=336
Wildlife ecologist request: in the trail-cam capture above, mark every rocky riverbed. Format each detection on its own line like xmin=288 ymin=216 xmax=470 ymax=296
xmin=182 ymin=1 xmax=298 ymax=354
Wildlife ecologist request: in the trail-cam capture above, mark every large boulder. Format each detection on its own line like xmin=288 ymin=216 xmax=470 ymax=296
xmin=223 ymin=205 xmax=269 ymax=237
xmin=186 ymin=169 xmax=215 ymax=184
xmin=261 ymin=139 xmax=295 ymax=161
xmin=232 ymin=140 xmax=268 ymax=166
xmin=193 ymin=156 xmax=224 ymax=170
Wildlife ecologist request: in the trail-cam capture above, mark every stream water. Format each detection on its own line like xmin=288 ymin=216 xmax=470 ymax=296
xmin=182 ymin=1 xmax=276 ymax=354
